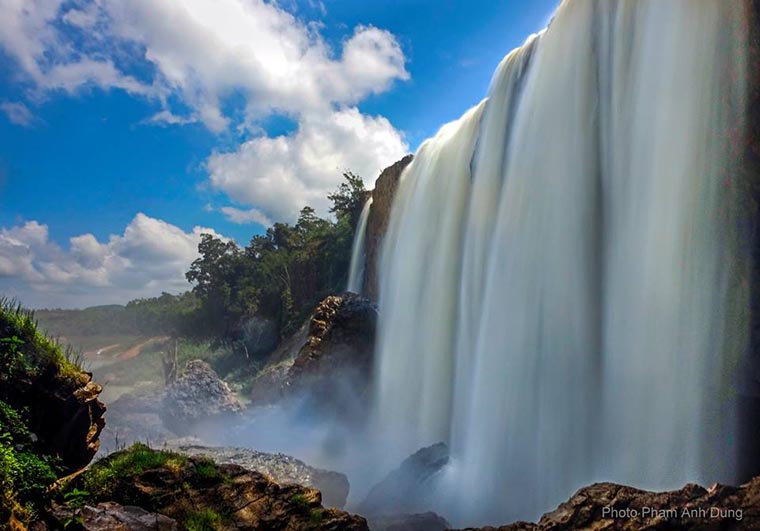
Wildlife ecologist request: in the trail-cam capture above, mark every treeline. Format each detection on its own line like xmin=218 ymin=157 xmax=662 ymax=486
xmin=185 ymin=172 xmax=368 ymax=348
xmin=39 ymin=173 xmax=368 ymax=358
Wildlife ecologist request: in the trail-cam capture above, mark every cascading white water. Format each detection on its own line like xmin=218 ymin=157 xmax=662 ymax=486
xmin=373 ymin=0 xmax=751 ymax=526
xmin=347 ymin=197 xmax=373 ymax=294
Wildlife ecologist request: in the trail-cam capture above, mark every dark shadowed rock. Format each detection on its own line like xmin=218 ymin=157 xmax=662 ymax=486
xmin=2 ymin=367 xmax=106 ymax=471
xmin=369 ymin=512 xmax=450 ymax=531
xmin=250 ymin=293 xmax=377 ymax=418
xmin=160 ymin=360 xmax=243 ymax=435
xmin=364 ymin=155 xmax=413 ymax=300
xmin=167 ymin=444 xmax=350 ymax=508
xmin=52 ymin=502 xmax=178 ymax=530
xmin=452 ymin=477 xmax=760 ymax=531
xmin=359 ymin=442 xmax=449 ymax=517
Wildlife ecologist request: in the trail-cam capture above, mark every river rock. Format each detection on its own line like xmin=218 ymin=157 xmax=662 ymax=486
xmin=167 ymin=444 xmax=350 ymax=508
xmin=368 ymin=512 xmax=450 ymax=531
xmin=359 ymin=442 xmax=449 ymax=517
xmin=453 ymin=477 xmax=760 ymax=531
xmin=160 ymin=360 xmax=243 ymax=434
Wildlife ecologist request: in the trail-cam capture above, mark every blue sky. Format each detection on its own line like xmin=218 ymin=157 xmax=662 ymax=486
xmin=0 ymin=0 xmax=557 ymax=308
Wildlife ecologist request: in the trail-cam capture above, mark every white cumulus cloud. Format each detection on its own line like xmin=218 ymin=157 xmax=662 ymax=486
xmin=208 ymin=107 xmax=407 ymax=222
xmin=0 ymin=0 xmax=411 ymax=227
xmin=0 ymin=214 xmax=227 ymax=309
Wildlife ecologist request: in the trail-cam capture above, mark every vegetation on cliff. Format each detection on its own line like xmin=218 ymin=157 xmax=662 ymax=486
xmin=0 ymin=299 xmax=94 ymax=527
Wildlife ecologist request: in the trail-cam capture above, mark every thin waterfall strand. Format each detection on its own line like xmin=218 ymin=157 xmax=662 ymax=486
xmin=347 ymin=197 xmax=373 ymax=294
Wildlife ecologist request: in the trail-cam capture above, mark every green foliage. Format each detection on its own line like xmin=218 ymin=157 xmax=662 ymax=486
xmin=290 ymin=493 xmax=310 ymax=513
xmin=185 ymin=508 xmax=224 ymax=531
xmin=192 ymin=458 xmax=226 ymax=483
xmin=82 ymin=444 xmax=187 ymax=499
xmin=0 ymin=433 xmax=57 ymax=524
xmin=0 ymin=298 xmax=82 ymax=382
xmin=185 ymin=172 xmax=367 ymax=349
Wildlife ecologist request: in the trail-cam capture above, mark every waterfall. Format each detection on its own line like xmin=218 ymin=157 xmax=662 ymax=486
xmin=347 ymin=197 xmax=373 ymax=294
xmin=373 ymin=0 xmax=751 ymax=526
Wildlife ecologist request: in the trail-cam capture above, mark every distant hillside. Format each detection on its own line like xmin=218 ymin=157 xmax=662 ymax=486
xmin=36 ymin=305 xmax=135 ymax=338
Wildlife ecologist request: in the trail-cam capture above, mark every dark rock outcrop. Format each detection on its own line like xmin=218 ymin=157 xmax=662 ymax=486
xmin=168 ymin=444 xmax=350 ymax=509
xmin=369 ymin=512 xmax=450 ymax=531
xmin=453 ymin=477 xmax=760 ymax=531
xmin=364 ymin=154 xmax=413 ymax=300
xmin=160 ymin=360 xmax=243 ymax=435
xmin=2 ymin=368 xmax=106 ymax=471
xmin=250 ymin=293 xmax=377 ymax=417
xmin=359 ymin=443 xmax=449 ymax=517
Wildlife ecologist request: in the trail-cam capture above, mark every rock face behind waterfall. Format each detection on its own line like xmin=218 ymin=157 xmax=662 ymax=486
xmin=250 ymin=293 xmax=377 ymax=416
xmin=359 ymin=443 xmax=449 ymax=517
xmin=364 ymin=154 xmax=413 ymax=300
xmin=453 ymin=477 xmax=760 ymax=531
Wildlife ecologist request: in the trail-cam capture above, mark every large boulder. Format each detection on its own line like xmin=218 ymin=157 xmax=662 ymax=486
xmin=161 ymin=360 xmax=243 ymax=434
xmin=250 ymin=293 xmax=377 ymax=418
xmin=358 ymin=443 xmax=449 ymax=517
xmin=453 ymin=477 xmax=760 ymax=531
xmin=364 ymin=155 xmax=413 ymax=300
xmin=71 ymin=446 xmax=369 ymax=531
xmin=168 ymin=444 xmax=350 ymax=509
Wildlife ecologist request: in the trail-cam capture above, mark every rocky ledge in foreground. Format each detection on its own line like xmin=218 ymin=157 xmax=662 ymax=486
xmin=454 ymin=477 xmax=760 ymax=531
xmin=167 ymin=443 xmax=350 ymax=509
xmin=58 ymin=444 xmax=368 ymax=531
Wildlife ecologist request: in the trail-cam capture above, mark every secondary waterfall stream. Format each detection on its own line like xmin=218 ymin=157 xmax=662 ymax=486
xmin=347 ymin=198 xmax=373 ymax=294
xmin=368 ymin=0 xmax=752 ymax=526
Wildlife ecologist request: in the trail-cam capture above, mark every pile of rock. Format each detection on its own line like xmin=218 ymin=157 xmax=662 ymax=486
xmin=160 ymin=360 xmax=243 ymax=435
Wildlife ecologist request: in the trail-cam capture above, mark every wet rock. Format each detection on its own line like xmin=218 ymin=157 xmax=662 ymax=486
xmin=364 ymin=155 xmax=413 ymax=300
xmin=52 ymin=502 xmax=178 ymax=530
xmin=167 ymin=444 xmax=350 ymax=508
xmin=369 ymin=512 xmax=450 ymax=531
xmin=359 ymin=443 xmax=449 ymax=517
xmin=452 ymin=477 xmax=760 ymax=531
xmin=160 ymin=360 xmax=243 ymax=435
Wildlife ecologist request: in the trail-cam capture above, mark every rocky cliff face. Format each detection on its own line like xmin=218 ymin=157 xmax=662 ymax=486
xmin=250 ymin=293 xmax=377 ymax=418
xmin=1 ymin=365 xmax=106 ymax=473
xmin=364 ymin=155 xmax=413 ymax=300
xmin=454 ymin=477 xmax=760 ymax=531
